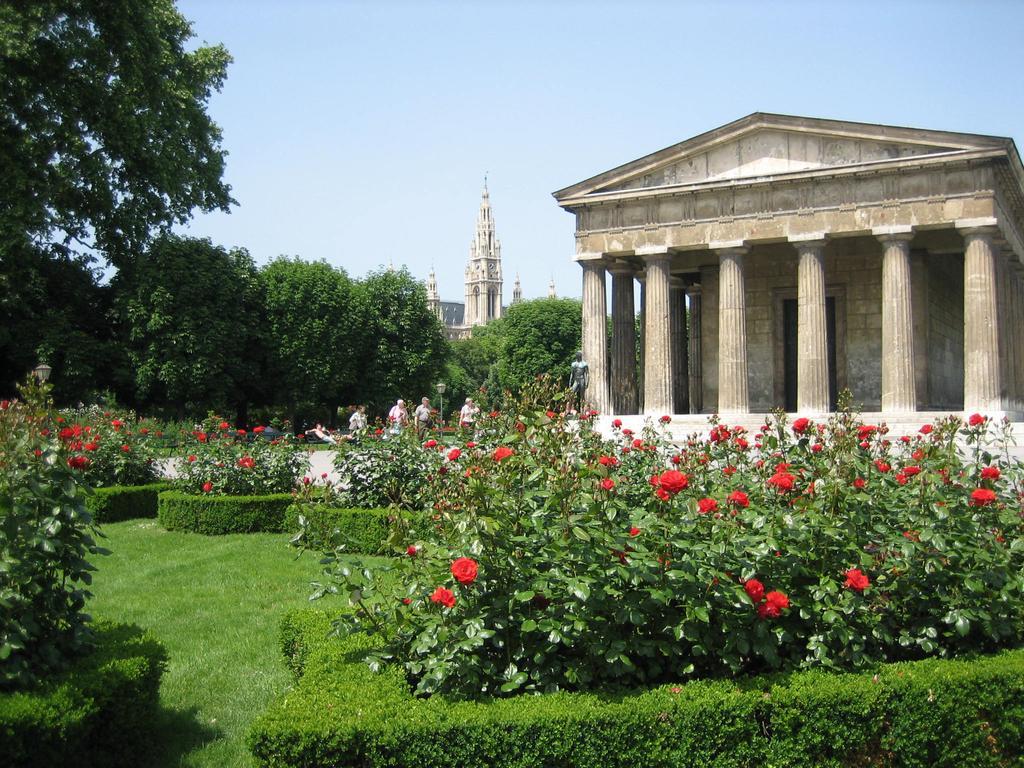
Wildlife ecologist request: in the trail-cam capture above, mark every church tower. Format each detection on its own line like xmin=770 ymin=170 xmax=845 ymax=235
xmin=463 ymin=179 xmax=503 ymax=326
xmin=512 ymin=273 xmax=523 ymax=304
xmin=426 ymin=268 xmax=441 ymax=323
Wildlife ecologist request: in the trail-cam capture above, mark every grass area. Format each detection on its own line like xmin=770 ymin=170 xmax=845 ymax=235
xmin=88 ymin=519 xmax=368 ymax=767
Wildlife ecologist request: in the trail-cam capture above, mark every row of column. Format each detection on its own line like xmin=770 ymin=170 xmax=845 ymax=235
xmin=579 ymin=223 xmax=1015 ymax=417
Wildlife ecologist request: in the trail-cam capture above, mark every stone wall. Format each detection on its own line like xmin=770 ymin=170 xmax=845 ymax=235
xmin=698 ymin=238 xmax=884 ymax=413
xmin=926 ymin=253 xmax=965 ymax=409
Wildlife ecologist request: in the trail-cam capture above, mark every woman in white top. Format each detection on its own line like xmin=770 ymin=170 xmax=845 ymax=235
xmin=387 ymin=399 xmax=408 ymax=434
xmin=348 ymin=405 xmax=367 ymax=432
xmin=460 ymin=397 xmax=479 ymax=428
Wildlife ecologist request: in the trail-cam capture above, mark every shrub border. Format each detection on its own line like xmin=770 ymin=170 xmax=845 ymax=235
xmin=283 ymin=504 xmax=393 ymax=555
xmin=0 ymin=620 xmax=167 ymax=768
xmin=249 ymin=608 xmax=1024 ymax=768
xmin=157 ymin=490 xmax=294 ymax=534
xmin=85 ymin=483 xmax=172 ymax=523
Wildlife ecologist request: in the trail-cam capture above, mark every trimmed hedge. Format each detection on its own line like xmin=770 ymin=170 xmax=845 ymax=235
xmin=250 ymin=609 xmax=1024 ymax=767
xmin=85 ymin=483 xmax=172 ymax=523
xmin=158 ymin=490 xmax=294 ymax=534
xmin=283 ymin=504 xmax=393 ymax=555
xmin=0 ymin=621 xmax=167 ymax=768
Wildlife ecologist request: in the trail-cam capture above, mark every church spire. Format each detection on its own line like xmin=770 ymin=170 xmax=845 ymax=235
xmin=426 ymin=268 xmax=441 ymax=322
xmin=512 ymin=273 xmax=522 ymax=304
xmin=464 ymin=178 xmax=503 ymax=326
xmin=548 ymin=277 xmax=556 ymax=299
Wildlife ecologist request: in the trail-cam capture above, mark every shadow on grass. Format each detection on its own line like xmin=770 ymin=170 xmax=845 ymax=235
xmin=139 ymin=704 xmax=222 ymax=768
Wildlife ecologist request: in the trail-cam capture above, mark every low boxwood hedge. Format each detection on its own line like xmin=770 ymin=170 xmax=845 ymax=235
xmin=0 ymin=620 xmax=167 ymax=768
xmin=85 ymin=483 xmax=172 ymax=523
xmin=158 ymin=490 xmax=294 ymax=534
xmin=249 ymin=609 xmax=1024 ymax=767
xmin=283 ymin=504 xmax=393 ymax=555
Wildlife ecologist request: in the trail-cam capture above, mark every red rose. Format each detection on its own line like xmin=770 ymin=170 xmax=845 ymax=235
xmin=424 ymin=439 xmax=438 ymax=448
xmin=219 ymin=421 xmax=229 ymax=430
xmin=843 ymin=568 xmax=870 ymax=592
xmin=111 ymin=419 xmax=123 ymax=430
xmin=66 ymin=455 xmax=90 ymax=470
xmin=598 ymin=455 xmax=618 ymax=467
xmin=121 ymin=444 xmax=131 ymax=453
xmin=656 ymin=470 xmax=688 ymax=496
xmin=196 ymin=432 xmax=208 ymax=443
xmin=202 ymin=481 xmax=213 ymax=493
xmin=903 ymin=465 xmax=921 ymax=477
xmin=874 ymin=460 xmax=890 ymax=473
xmin=237 ymin=429 xmax=247 ymax=436
xmin=254 ymin=426 xmax=266 ymax=433
xmin=430 ymin=587 xmax=456 ymax=608
xmin=671 ymin=454 xmax=682 ymax=464
xmin=735 ymin=437 xmax=749 ymax=450
xmin=744 ymin=579 xmax=765 ymax=603
xmin=621 ymin=428 xmax=634 ymax=437
xmin=792 ymin=417 xmax=810 ymax=434
xmin=629 ymin=526 xmax=640 ymax=537
xmin=612 ymin=419 xmax=622 ymax=428
xmin=981 ymin=466 xmax=1000 ymax=480
xmin=546 ymin=410 xmax=557 ymax=419
xmin=0 ymin=400 xmax=8 ymax=410
xmin=761 ymin=590 xmax=789 ymax=618
xmin=697 ymin=497 xmax=718 ymax=514
xmin=852 ymin=477 xmax=866 ymax=489
xmin=406 ymin=545 xmax=418 ymax=557
xmin=447 ymin=447 xmax=462 ymax=461
xmin=402 ymin=598 xmax=412 ymax=605
xmin=321 ymin=472 xmax=328 ymax=479
xmin=451 ymin=557 xmax=478 ymax=585
xmin=767 ymin=471 xmax=795 ymax=492
xmin=728 ymin=490 xmax=750 ymax=508
xmin=466 ymin=441 xmax=476 ymax=448
xmin=968 ymin=413 xmax=985 ymax=427
xmin=919 ymin=424 xmax=933 ymax=434
xmin=188 ymin=455 xmax=197 ymax=463
xmin=238 ymin=456 xmax=255 ymax=469
xmin=601 ymin=478 xmax=615 ymax=491
xmin=59 ymin=427 xmax=73 ymax=441
xmin=970 ymin=487 xmax=997 ymax=506
xmin=655 ymin=487 xmax=670 ymax=502
xmin=492 ymin=446 xmax=514 ymax=462
xmin=811 ymin=443 xmax=823 ymax=453
xmin=84 ymin=441 xmax=98 ymax=452
xmin=659 ymin=415 xmax=671 ymax=424
xmin=33 ymin=449 xmax=42 ymax=457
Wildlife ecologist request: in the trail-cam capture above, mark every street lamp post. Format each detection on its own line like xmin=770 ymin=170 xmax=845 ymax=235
xmin=436 ymin=382 xmax=446 ymax=433
xmin=32 ymin=362 xmax=52 ymax=383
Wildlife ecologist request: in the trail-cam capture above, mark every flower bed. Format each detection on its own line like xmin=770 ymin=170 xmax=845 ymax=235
xmin=248 ymin=608 xmax=1024 ymax=768
xmin=157 ymin=490 xmax=295 ymax=535
xmin=313 ymin=380 xmax=1024 ymax=696
xmin=0 ymin=621 xmax=167 ymax=768
xmin=85 ymin=483 xmax=172 ymax=523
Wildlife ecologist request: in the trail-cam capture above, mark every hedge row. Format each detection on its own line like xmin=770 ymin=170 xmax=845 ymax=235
xmin=157 ymin=490 xmax=294 ymax=534
xmin=249 ymin=608 xmax=1024 ymax=768
xmin=0 ymin=621 xmax=167 ymax=768
xmin=85 ymin=483 xmax=172 ymax=523
xmin=283 ymin=504 xmax=393 ymax=555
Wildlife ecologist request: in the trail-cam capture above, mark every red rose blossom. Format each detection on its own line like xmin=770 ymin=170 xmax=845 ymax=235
xmin=254 ymin=426 xmax=266 ymax=433
xmin=919 ymin=424 xmax=933 ymax=434
xmin=451 ymin=557 xmax=478 ymax=585
xmin=844 ymin=568 xmax=870 ymax=592
xmin=447 ymin=447 xmax=462 ymax=461
xmin=219 ymin=421 xmax=230 ymax=430
xmin=187 ymin=455 xmax=197 ymax=463
xmin=656 ymin=470 xmax=688 ymax=496
xmin=612 ymin=419 xmax=622 ymax=428
xmin=424 ymin=439 xmax=437 ymax=448
xmin=406 ymin=545 xmax=418 ymax=557
xmin=238 ymin=456 xmax=255 ymax=469
xmin=600 ymin=478 xmax=615 ymax=491
xmin=202 ymin=481 xmax=213 ymax=493
xmin=968 ymin=413 xmax=985 ymax=427
xmin=767 ymin=471 xmax=795 ymax=492
xmin=629 ymin=526 xmax=640 ymax=537
xmin=659 ymin=414 xmax=671 ymax=423
xmin=121 ymin=444 xmax=131 ymax=453
xmin=728 ymin=490 xmax=750 ymax=507
xmin=853 ymin=477 xmax=866 ymax=489
xmin=493 ymin=446 xmax=514 ymax=462
xmin=981 ymin=466 xmax=1000 ymax=480
xmin=430 ymin=587 xmax=456 ymax=608
xmin=744 ymin=578 xmax=765 ymax=603
xmin=66 ymin=455 xmax=90 ymax=470
xmin=697 ymin=497 xmax=718 ymax=514
xmin=970 ymin=487 xmax=997 ymax=506
xmin=792 ymin=417 xmax=810 ymax=434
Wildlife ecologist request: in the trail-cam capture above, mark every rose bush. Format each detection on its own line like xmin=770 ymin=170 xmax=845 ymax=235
xmin=52 ymin=407 xmax=160 ymax=487
xmin=332 ymin=427 xmax=444 ymax=510
xmin=315 ymin=382 xmax=1024 ymax=698
xmin=174 ymin=421 xmax=308 ymax=495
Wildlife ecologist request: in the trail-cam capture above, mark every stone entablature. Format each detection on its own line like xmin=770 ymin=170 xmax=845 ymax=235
xmin=554 ymin=113 xmax=1024 ymax=419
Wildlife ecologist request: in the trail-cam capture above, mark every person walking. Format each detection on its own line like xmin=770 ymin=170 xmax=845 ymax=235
xmin=414 ymin=396 xmax=433 ymax=440
xmin=348 ymin=405 xmax=367 ymax=434
xmin=387 ymin=399 xmax=408 ymax=435
xmin=459 ymin=397 xmax=479 ymax=429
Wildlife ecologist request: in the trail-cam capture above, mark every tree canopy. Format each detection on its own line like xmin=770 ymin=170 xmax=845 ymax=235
xmin=498 ymin=298 xmax=582 ymax=391
xmin=0 ymin=0 xmax=233 ymax=265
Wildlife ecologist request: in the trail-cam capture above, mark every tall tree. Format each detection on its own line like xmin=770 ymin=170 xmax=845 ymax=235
xmin=0 ymin=1 xmax=233 ymax=266
xmin=498 ymin=298 xmax=582 ymax=392
xmin=113 ymin=235 xmax=262 ymax=418
xmin=356 ymin=269 xmax=448 ymax=413
xmin=261 ymin=258 xmax=362 ymax=428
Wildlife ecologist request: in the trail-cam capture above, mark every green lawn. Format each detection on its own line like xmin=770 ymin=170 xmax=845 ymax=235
xmin=88 ymin=519 xmax=361 ymax=767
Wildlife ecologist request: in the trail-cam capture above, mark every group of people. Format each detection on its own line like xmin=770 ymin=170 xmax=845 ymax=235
xmin=386 ymin=395 xmax=480 ymax=439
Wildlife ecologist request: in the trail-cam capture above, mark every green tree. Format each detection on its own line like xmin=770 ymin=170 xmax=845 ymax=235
xmin=355 ymin=269 xmax=448 ymax=413
xmin=0 ymin=0 xmax=233 ymax=266
xmin=498 ymin=298 xmax=582 ymax=391
xmin=445 ymin=320 xmax=506 ymax=414
xmin=112 ymin=235 xmax=262 ymax=418
xmin=261 ymin=258 xmax=362 ymax=429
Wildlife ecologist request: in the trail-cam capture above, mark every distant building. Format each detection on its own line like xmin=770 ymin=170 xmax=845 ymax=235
xmin=428 ymin=180 xmax=524 ymax=340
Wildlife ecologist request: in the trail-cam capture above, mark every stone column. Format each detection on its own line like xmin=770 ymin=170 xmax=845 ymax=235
xmin=687 ymin=285 xmax=703 ymax=413
xmin=642 ymin=250 xmax=673 ymax=415
xmin=1013 ymin=266 xmax=1024 ymax=413
xmin=638 ymin=277 xmax=646 ymax=413
xmin=716 ymin=244 xmax=749 ymax=414
xmin=792 ymin=236 xmax=830 ymax=413
xmin=580 ymin=259 xmax=611 ymax=414
xmin=609 ymin=264 xmax=638 ymax=415
xmin=876 ymin=228 xmax=916 ymax=412
xmin=960 ymin=223 xmax=1002 ymax=412
xmin=670 ymin=278 xmax=689 ymax=414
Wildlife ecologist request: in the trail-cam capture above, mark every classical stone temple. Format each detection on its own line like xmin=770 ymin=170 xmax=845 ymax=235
xmin=553 ymin=113 xmax=1024 ymax=422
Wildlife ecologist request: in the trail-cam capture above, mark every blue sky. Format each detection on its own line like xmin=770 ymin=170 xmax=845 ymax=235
xmin=176 ymin=0 xmax=1024 ymax=302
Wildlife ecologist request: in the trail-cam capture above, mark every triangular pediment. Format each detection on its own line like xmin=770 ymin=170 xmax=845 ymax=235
xmin=554 ymin=113 xmax=1013 ymax=201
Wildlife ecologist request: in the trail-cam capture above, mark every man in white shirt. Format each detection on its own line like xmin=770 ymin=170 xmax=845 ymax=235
xmin=414 ymin=397 xmax=433 ymax=439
